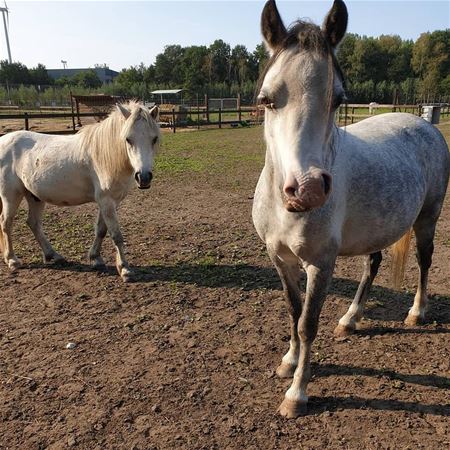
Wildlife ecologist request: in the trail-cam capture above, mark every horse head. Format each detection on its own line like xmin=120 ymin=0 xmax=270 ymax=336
xmin=258 ymin=0 xmax=347 ymax=212
xmin=117 ymin=102 xmax=160 ymax=189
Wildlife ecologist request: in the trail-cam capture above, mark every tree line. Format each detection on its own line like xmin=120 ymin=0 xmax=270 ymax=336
xmin=0 ymin=29 xmax=448 ymax=106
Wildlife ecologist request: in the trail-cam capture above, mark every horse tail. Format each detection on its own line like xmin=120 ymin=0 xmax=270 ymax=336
xmin=391 ymin=228 xmax=413 ymax=289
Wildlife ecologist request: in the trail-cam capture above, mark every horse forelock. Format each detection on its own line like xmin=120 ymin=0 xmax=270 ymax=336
xmin=120 ymin=100 xmax=159 ymax=139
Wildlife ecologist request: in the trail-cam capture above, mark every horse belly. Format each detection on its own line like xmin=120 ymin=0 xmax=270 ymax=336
xmin=339 ymin=185 xmax=425 ymax=256
xmin=22 ymin=164 xmax=94 ymax=206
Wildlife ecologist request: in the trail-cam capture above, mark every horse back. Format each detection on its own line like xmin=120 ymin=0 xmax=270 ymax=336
xmin=336 ymin=113 xmax=449 ymax=255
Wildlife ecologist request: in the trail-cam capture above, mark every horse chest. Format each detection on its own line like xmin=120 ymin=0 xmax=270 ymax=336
xmin=253 ymin=177 xmax=331 ymax=261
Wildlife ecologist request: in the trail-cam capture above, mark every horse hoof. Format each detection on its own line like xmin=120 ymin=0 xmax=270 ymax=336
xmin=91 ymin=258 xmax=106 ymax=270
xmin=7 ymin=258 xmax=22 ymax=271
xmin=45 ymin=252 xmax=66 ymax=264
xmin=404 ymin=314 xmax=424 ymax=327
xmin=120 ymin=268 xmax=133 ymax=282
xmin=334 ymin=323 xmax=355 ymax=337
xmin=53 ymin=253 xmax=66 ymax=263
xmin=276 ymin=362 xmax=296 ymax=378
xmin=278 ymin=398 xmax=307 ymax=419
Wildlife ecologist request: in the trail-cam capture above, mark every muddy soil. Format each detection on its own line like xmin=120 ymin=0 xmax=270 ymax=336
xmin=0 ymin=129 xmax=449 ymax=450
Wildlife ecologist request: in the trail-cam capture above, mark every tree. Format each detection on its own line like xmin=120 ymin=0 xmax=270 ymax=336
xmin=116 ymin=65 xmax=144 ymax=87
xmin=231 ymin=45 xmax=250 ymax=86
xmin=154 ymin=45 xmax=185 ymax=85
xmin=72 ymin=70 xmax=102 ymax=89
xmin=252 ymin=43 xmax=268 ymax=78
xmin=208 ymin=40 xmax=231 ymax=83
xmin=29 ymin=63 xmax=54 ymax=86
xmin=0 ymin=60 xmax=31 ymax=85
xmin=412 ymin=30 xmax=449 ymax=100
xmin=378 ymin=35 xmax=413 ymax=83
xmin=181 ymin=45 xmax=208 ymax=93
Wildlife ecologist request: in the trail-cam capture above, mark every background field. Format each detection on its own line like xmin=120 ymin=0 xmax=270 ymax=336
xmin=0 ymin=121 xmax=449 ymax=449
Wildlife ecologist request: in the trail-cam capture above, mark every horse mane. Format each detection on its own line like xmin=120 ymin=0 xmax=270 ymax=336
xmin=78 ymin=100 xmax=158 ymax=186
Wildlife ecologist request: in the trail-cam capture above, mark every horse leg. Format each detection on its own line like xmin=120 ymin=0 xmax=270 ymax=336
xmin=334 ymin=251 xmax=382 ymax=337
xmin=88 ymin=210 xmax=107 ymax=269
xmin=0 ymin=192 xmax=23 ymax=270
xmin=404 ymin=218 xmax=436 ymax=326
xmin=25 ymin=194 xmax=65 ymax=263
xmin=268 ymin=247 xmax=302 ymax=378
xmin=97 ymin=197 xmax=132 ymax=282
xmin=278 ymin=260 xmax=335 ymax=418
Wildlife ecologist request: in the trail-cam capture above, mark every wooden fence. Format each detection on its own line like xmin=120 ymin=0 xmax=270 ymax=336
xmin=0 ymin=103 xmax=448 ymax=136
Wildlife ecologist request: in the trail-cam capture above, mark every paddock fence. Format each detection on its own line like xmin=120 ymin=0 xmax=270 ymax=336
xmin=0 ymin=103 xmax=448 ymax=136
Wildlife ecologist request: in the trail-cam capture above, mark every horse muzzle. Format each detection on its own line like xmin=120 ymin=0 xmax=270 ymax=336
xmin=135 ymin=171 xmax=153 ymax=189
xmin=283 ymin=169 xmax=332 ymax=212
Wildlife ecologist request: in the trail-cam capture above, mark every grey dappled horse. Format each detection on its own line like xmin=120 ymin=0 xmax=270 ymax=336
xmin=252 ymin=0 xmax=449 ymax=418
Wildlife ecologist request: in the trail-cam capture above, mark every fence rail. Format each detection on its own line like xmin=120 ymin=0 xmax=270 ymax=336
xmin=0 ymin=103 xmax=448 ymax=136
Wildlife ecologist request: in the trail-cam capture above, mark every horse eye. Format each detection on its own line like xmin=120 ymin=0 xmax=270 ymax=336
xmin=257 ymin=94 xmax=275 ymax=110
xmin=126 ymin=137 xmax=133 ymax=145
xmin=152 ymin=136 xmax=158 ymax=145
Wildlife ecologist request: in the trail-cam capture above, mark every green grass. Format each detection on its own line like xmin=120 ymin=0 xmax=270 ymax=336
xmin=436 ymin=119 xmax=450 ymax=143
xmin=157 ymin=126 xmax=264 ymax=176
xmin=156 ymin=117 xmax=450 ymax=180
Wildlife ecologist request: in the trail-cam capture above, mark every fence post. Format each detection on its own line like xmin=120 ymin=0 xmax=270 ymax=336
xmin=218 ymin=107 xmax=222 ymax=129
xmin=70 ymin=92 xmax=76 ymax=131
xmin=75 ymin=98 xmax=82 ymax=127
xmin=197 ymin=103 xmax=200 ymax=130
xmin=205 ymin=94 xmax=209 ymax=124
xmin=351 ymin=106 xmax=355 ymax=124
xmin=237 ymin=93 xmax=242 ymax=122
xmin=172 ymin=108 xmax=176 ymax=133
xmin=24 ymin=112 xmax=29 ymax=130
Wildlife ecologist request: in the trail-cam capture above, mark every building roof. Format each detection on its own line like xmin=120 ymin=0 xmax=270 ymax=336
xmin=47 ymin=67 xmax=119 ymax=82
xmin=151 ymin=89 xmax=184 ymax=95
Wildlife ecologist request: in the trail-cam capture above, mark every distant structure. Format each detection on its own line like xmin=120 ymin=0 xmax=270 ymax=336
xmin=47 ymin=66 xmax=119 ymax=84
xmin=0 ymin=2 xmax=12 ymax=64
xmin=150 ymin=89 xmax=185 ymax=105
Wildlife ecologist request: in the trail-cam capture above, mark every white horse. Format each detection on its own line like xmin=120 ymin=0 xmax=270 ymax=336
xmin=0 ymin=101 xmax=160 ymax=281
xmin=253 ymin=0 xmax=449 ymax=418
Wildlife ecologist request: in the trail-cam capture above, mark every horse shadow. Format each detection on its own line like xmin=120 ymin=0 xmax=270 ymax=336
xmin=24 ymin=260 xmax=450 ymax=326
xmin=306 ymin=394 xmax=450 ymax=417
xmin=134 ymin=262 xmax=450 ymax=326
xmin=304 ymin=362 xmax=450 ymax=417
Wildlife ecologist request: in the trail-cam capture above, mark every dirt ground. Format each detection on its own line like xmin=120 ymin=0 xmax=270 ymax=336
xmin=0 ymin=126 xmax=449 ymax=450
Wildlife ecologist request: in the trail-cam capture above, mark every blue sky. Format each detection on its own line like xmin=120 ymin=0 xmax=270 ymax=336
xmin=4 ymin=1 xmax=450 ymax=71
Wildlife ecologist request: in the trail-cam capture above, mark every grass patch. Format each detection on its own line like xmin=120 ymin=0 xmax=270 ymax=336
xmin=157 ymin=126 xmax=264 ymax=177
xmin=436 ymin=119 xmax=450 ymax=143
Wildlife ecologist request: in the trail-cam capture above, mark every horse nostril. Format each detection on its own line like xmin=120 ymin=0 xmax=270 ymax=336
xmin=322 ymin=173 xmax=332 ymax=195
xmin=135 ymin=172 xmax=141 ymax=183
xmin=284 ymin=186 xmax=296 ymax=198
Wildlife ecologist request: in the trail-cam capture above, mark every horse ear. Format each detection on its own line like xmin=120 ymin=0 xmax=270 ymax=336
xmin=116 ymin=103 xmax=131 ymax=119
xmin=261 ymin=0 xmax=287 ymax=55
xmin=322 ymin=0 xmax=348 ymax=48
xmin=149 ymin=105 xmax=159 ymax=120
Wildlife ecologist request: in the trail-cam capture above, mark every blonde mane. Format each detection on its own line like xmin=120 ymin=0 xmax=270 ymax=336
xmin=78 ymin=101 xmax=159 ymax=186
